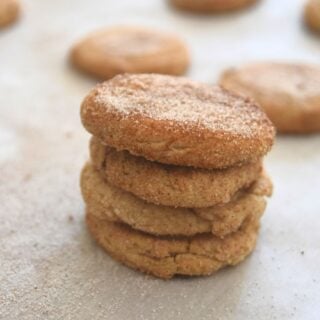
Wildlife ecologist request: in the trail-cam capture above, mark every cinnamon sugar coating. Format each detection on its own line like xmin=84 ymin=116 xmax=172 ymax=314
xmin=81 ymin=163 xmax=271 ymax=238
xmin=90 ymin=137 xmax=263 ymax=208
xmin=81 ymin=74 xmax=275 ymax=169
xmin=86 ymin=210 xmax=260 ymax=279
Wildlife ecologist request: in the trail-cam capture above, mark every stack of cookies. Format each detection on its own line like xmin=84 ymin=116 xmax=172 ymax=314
xmin=80 ymin=74 xmax=275 ymax=279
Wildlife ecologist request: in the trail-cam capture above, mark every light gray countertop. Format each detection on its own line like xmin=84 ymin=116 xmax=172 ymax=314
xmin=1 ymin=0 xmax=320 ymax=319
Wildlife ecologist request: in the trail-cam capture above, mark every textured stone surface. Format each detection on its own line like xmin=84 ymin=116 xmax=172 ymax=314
xmin=1 ymin=0 xmax=320 ymax=319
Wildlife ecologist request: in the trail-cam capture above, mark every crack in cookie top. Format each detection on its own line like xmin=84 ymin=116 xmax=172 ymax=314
xmin=81 ymin=74 xmax=275 ymax=168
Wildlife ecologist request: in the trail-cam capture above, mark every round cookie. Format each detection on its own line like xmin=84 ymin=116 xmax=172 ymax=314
xmin=86 ymin=211 xmax=260 ymax=279
xmin=81 ymin=163 xmax=271 ymax=237
xmin=81 ymin=74 xmax=275 ymax=169
xmin=70 ymin=26 xmax=189 ymax=79
xmin=90 ymin=137 xmax=263 ymax=208
xmin=304 ymin=0 xmax=320 ymax=33
xmin=220 ymin=62 xmax=320 ymax=133
xmin=169 ymin=0 xmax=257 ymax=13
xmin=0 ymin=0 xmax=19 ymax=27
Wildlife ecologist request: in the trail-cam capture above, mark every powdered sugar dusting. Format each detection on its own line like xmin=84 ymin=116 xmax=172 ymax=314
xmin=93 ymin=74 xmax=272 ymax=137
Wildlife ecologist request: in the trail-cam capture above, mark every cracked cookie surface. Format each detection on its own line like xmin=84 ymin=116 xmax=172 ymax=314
xmin=86 ymin=210 xmax=260 ymax=279
xmin=81 ymin=163 xmax=271 ymax=237
xmin=90 ymin=137 xmax=263 ymax=208
xmin=81 ymin=74 xmax=275 ymax=169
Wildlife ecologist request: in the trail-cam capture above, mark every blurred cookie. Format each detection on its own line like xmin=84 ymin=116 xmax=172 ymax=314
xmin=81 ymin=163 xmax=271 ymax=237
xmin=304 ymin=0 xmax=320 ymax=32
xmin=0 ymin=0 xmax=19 ymax=27
xmin=170 ymin=0 xmax=257 ymax=13
xmin=70 ymin=26 xmax=189 ymax=79
xmin=220 ymin=62 xmax=320 ymax=133
xmin=81 ymin=74 xmax=275 ymax=169
xmin=86 ymin=210 xmax=260 ymax=279
xmin=90 ymin=137 xmax=263 ymax=208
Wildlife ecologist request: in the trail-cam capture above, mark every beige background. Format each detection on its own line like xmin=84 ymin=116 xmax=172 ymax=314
xmin=1 ymin=0 xmax=320 ymax=319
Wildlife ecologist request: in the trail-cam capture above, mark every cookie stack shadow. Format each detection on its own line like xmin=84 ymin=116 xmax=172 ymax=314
xmin=80 ymin=73 xmax=275 ymax=279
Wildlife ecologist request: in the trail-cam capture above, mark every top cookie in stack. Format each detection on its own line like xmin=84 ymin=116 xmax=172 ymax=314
xmin=81 ymin=73 xmax=274 ymax=169
xmin=80 ymin=74 xmax=275 ymax=279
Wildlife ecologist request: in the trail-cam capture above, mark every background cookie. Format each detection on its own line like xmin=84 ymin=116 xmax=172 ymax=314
xmin=304 ymin=0 xmax=320 ymax=33
xmin=220 ymin=62 xmax=320 ymax=133
xmin=90 ymin=137 xmax=263 ymax=208
xmin=70 ymin=26 xmax=189 ymax=79
xmin=81 ymin=74 xmax=275 ymax=169
xmin=169 ymin=0 xmax=257 ymax=13
xmin=86 ymin=211 xmax=260 ymax=279
xmin=81 ymin=163 xmax=270 ymax=237
xmin=0 ymin=0 xmax=19 ymax=27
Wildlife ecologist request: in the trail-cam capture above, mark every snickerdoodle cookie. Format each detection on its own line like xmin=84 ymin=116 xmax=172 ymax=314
xmin=220 ymin=62 xmax=320 ymax=133
xmin=81 ymin=74 xmax=275 ymax=169
xmin=0 ymin=0 xmax=19 ymax=27
xmin=90 ymin=137 xmax=263 ymax=208
xmin=70 ymin=26 xmax=189 ymax=79
xmin=169 ymin=0 xmax=257 ymax=13
xmin=81 ymin=163 xmax=271 ymax=238
xmin=304 ymin=0 xmax=320 ymax=33
xmin=86 ymin=211 xmax=260 ymax=279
